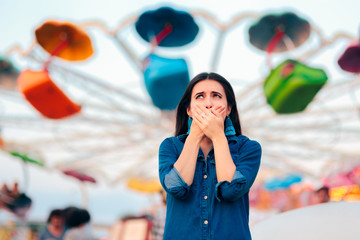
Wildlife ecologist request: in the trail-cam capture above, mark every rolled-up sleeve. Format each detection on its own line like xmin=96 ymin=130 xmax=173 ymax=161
xmin=215 ymin=140 xmax=261 ymax=202
xmin=159 ymin=138 xmax=190 ymax=199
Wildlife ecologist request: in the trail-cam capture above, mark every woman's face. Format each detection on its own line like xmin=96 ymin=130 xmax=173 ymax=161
xmin=187 ymin=79 xmax=231 ymax=120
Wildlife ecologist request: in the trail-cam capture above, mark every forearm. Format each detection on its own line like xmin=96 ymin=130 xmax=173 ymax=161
xmin=213 ymin=134 xmax=236 ymax=182
xmin=174 ymin=134 xmax=201 ymax=185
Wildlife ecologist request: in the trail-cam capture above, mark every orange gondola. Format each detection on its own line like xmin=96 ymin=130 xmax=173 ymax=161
xmin=35 ymin=20 xmax=93 ymax=61
xmin=17 ymin=69 xmax=81 ymax=119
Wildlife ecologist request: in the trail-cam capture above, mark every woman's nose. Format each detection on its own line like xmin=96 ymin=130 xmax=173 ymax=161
xmin=205 ymin=97 xmax=213 ymax=109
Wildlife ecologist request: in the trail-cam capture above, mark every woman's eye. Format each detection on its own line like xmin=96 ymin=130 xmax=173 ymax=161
xmin=195 ymin=95 xmax=203 ymax=99
xmin=214 ymin=93 xmax=222 ymax=98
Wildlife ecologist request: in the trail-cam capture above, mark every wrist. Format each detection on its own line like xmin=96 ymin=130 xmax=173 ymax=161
xmin=188 ymin=131 xmax=203 ymax=145
xmin=211 ymin=133 xmax=227 ymax=145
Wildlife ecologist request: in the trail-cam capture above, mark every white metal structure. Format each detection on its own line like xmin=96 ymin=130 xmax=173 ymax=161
xmin=1 ymin=9 xmax=359 ymax=191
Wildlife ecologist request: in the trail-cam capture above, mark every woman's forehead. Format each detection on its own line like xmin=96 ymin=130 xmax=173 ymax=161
xmin=192 ymin=79 xmax=225 ymax=93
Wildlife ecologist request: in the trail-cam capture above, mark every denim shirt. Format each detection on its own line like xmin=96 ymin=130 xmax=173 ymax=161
xmin=158 ymin=119 xmax=261 ymax=240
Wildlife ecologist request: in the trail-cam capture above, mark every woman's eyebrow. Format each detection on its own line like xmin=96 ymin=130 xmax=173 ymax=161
xmin=212 ymin=91 xmax=222 ymax=95
xmin=194 ymin=91 xmax=204 ymax=96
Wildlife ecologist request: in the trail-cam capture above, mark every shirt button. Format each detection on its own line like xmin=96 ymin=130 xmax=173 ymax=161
xmin=204 ymin=175 xmax=207 ymax=179
xmin=204 ymin=196 xmax=208 ymax=200
xmin=204 ymin=220 xmax=208 ymax=225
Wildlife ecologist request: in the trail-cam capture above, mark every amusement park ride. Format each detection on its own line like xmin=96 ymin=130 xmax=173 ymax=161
xmin=0 ymin=5 xmax=359 ymax=208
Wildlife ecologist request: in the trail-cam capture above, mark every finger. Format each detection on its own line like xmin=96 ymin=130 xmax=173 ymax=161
xmin=198 ymin=105 xmax=214 ymax=117
xmin=192 ymin=114 xmax=206 ymax=130
xmin=197 ymin=105 xmax=207 ymax=112
xmin=193 ymin=109 xmax=206 ymax=124
xmin=218 ymin=106 xmax=226 ymax=115
xmin=212 ymin=105 xmax=224 ymax=115
xmin=214 ymin=105 xmax=223 ymax=111
xmin=194 ymin=106 xmax=211 ymax=120
xmin=211 ymin=105 xmax=225 ymax=117
xmin=190 ymin=116 xmax=206 ymax=136
xmin=193 ymin=106 xmax=205 ymax=118
xmin=193 ymin=105 xmax=207 ymax=117
xmin=211 ymin=106 xmax=222 ymax=116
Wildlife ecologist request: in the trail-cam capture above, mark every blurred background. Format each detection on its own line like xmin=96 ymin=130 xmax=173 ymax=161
xmin=0 ymin=0 xmax=359 ymax=239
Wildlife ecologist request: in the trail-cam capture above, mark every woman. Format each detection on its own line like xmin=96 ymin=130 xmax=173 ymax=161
xmin=159 ymin=72 xmax=261 ymax=240
xmin=37 ymin=209 xmax=66 ymax=240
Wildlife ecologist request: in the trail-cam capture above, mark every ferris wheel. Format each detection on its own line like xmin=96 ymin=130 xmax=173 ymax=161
xmin=0 ymin=5 xmax=359 ymax=199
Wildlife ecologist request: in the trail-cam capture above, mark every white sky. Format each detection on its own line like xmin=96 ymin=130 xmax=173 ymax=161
xmin=1 ymin=0 xmax=359 ymax=227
